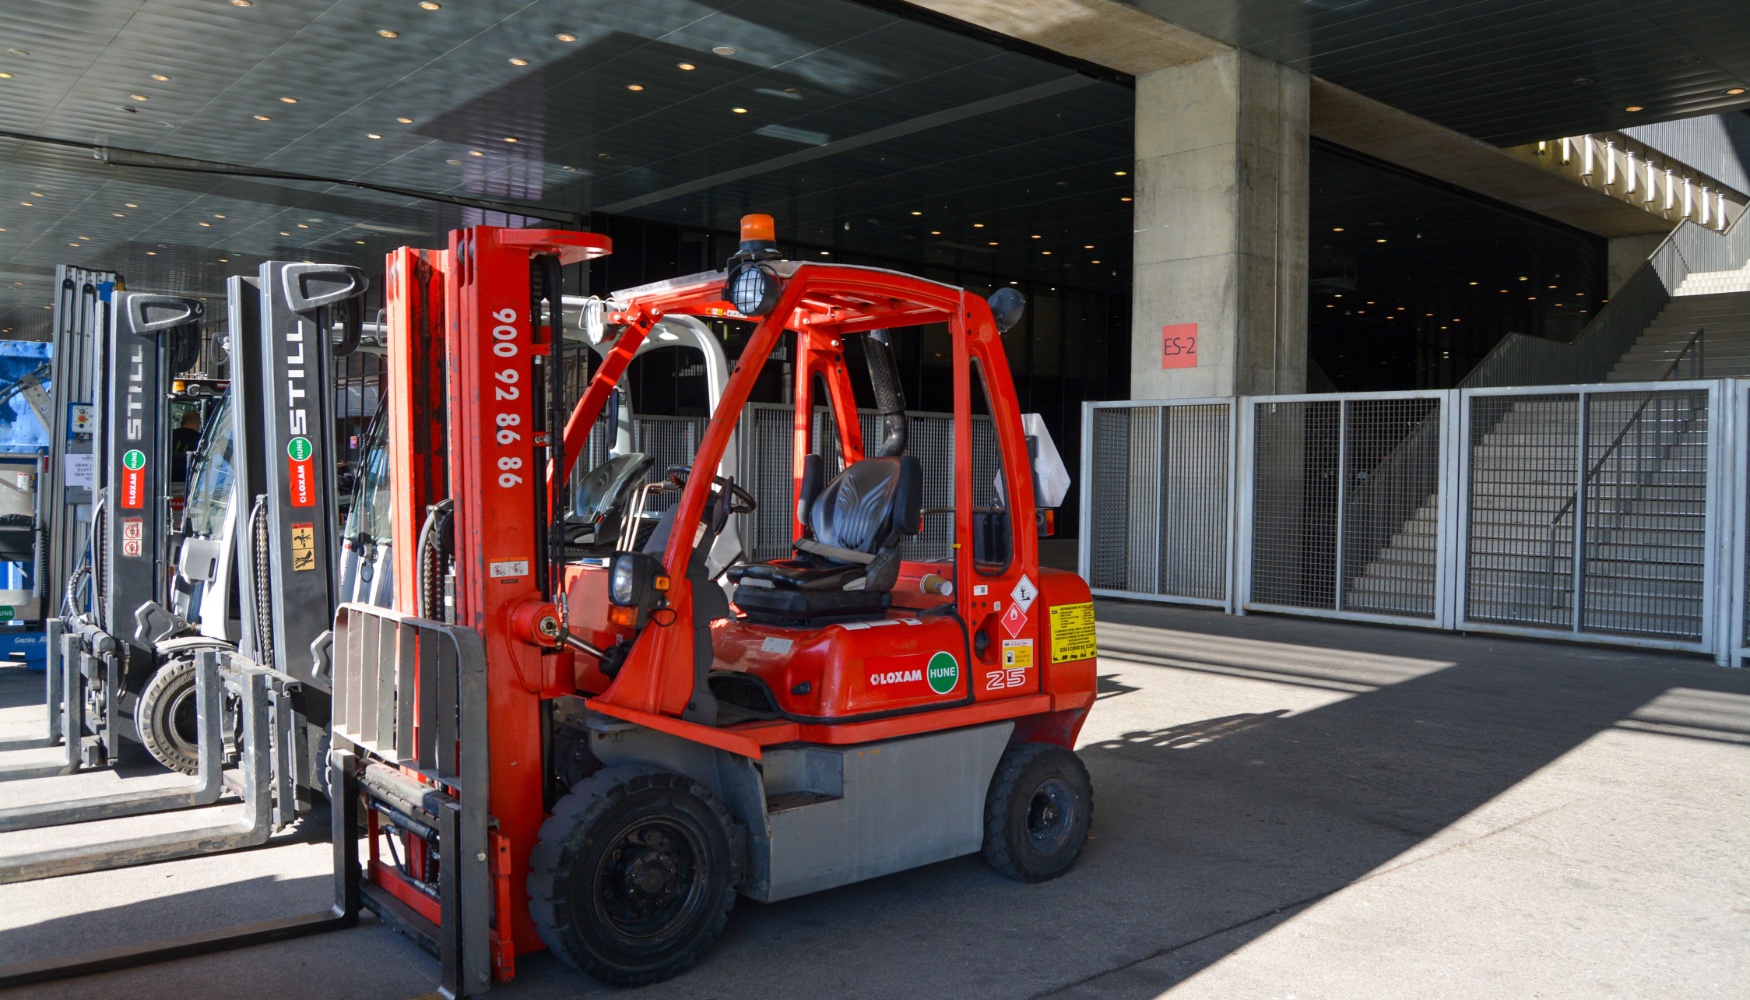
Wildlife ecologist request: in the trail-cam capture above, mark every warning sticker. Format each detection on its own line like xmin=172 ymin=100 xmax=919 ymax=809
xmin=1010 ymin=574 xmax=1037 ymax=613
xmin=489 ymin=560 xmax=529 ymax=579
xmin=290 ymin=522 xmax=316 ymax=572
xmin=1001 ymin=601 xmax=1027 ymax=638
xmin=1048 ymin=602 xmax=1097 ymax=663
xmin=122 ymin=517 xmax=144 ymax=558
xmin=1002 ymin=638 xmax=1033 ymax=668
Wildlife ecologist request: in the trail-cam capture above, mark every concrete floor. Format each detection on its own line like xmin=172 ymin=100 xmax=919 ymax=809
xmin=2 ymin=602 xmax=1747 ymax=999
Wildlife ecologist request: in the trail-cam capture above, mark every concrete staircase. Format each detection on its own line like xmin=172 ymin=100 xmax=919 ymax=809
xmin=1608 ymin=291 xmax=1750 ymax=381
xmin=1345 ymin=396 xmax=1710 ymax=638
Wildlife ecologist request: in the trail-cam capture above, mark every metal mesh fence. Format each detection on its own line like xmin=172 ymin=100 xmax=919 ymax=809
xmin=1462 ymin=387 xmax=1710 ymax=642
xmin=1250 ymin=399 xmax=1339 ymax=610
xmin=1083 ymin=402 xmax=1231 ymax=602
xmin=1341 ymin=397 xmax=1443 ymax=618
xmin=1464 ymin=393 xmax=1579 ymax=629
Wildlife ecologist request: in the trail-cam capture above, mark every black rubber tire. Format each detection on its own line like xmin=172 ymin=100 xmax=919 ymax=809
xmin=528 ymin=766 xmax=740 ymax=987
xmin=137 ymin=658 xmax=201 ymax=774
xmin=982 ymin=742 xmax=1094 ymax=882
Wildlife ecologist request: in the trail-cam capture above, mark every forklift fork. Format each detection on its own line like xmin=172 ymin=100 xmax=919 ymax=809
xmin=0 ymin=650 xmax=297 ymax=884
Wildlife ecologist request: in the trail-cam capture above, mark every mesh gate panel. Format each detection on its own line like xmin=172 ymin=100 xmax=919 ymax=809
xmin=1341 ymin=397 xmax=1442 ymax=618
xmin=1250 ymin=400 xmax=1339 ymax=609
xmin=1086 ymin=408 xmax=1132 ymax=592
xmin=1579 ymin=390 xmax=1708 ymax=640
xmin=1465 ymin=393 xmax=1579 ymax=628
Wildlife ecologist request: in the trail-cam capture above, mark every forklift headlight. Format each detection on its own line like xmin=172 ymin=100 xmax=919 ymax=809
xmin=723 ymin=262 xmax=780 ymax=317
xmin=608 ymin=552 xmax=669 ymax=614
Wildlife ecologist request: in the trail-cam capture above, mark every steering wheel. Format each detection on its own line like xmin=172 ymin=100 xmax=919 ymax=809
xmin=666 ymin=465 xmax=758 ymax=515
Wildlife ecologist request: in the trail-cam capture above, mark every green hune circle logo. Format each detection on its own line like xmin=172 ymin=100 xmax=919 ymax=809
xmin=122 ymin=449 xmax=146 ymax=471
xmin=927 ymin=651 xmax=959 ymax=694
xmin=286 ymin=436 xmax=314 ymax=461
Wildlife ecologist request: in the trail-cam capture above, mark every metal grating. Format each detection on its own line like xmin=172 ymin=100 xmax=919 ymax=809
xmin=1083 ymin=402 xmax=1231 ymax=603
xmin=1340 ymin=396 xmax=1442 ymax=619
xmin=1250 ymin=399 xmax=1339 ymax=610
xmin=1464 ymin=393 xmax=1580 ymax=629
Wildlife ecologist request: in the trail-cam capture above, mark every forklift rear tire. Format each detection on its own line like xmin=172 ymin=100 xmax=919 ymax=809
xmin=138 ymin=658 xmax=201 ymax=774
xmin=983 ymin=742 xmax=1093 ymax=882
xmin=528 ymin=766 xmax=740 ymax=987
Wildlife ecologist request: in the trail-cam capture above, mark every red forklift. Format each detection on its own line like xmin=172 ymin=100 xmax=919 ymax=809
xmin=333 ymin=217 xmax=1098 ymax=993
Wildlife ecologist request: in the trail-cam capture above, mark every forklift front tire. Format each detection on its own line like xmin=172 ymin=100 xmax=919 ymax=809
xmin=528 ymin=766 xmax=740 ymax=987
xmin=138 ymin=658 xmax=201 ymax=775
xmin=983 ymin=743 xmax=1093 ymax=882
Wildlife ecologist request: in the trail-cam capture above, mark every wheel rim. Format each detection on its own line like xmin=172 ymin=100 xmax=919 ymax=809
xmin=591 ymin=815 xmax=707 ymax=945
xmin=1025 ymin=777 xmax=1078 ymax=856
xmin=166 ymin=682 xmax=200 ymax=760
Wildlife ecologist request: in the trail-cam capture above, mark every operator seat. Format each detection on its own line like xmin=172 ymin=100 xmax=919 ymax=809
xmin=729 ymin=453 xmax=921 ymax=624
xmin=565 ymin=452 xmax=653 ymax=553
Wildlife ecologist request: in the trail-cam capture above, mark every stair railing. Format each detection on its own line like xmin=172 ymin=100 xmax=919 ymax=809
xmin=1543 ymin=327 xmax=1706 ymax=608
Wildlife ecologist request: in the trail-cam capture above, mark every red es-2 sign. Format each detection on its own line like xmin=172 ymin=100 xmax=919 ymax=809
xmin=1161 ymin=323 xmax=1198 ymax=369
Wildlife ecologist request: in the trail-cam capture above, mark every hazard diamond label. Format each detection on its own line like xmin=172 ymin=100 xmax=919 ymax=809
xmin=1001 ymin=601 xmax=1027 ymax=638
xmin=1010 ymin=574 xmax=1037 ymax=613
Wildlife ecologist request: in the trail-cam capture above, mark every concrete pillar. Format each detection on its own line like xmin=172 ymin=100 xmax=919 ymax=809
xmin=1607 ymin=232 xmax=1666 ymax=297
xmin=1131 ymin=49 xmax=1309 ymax=399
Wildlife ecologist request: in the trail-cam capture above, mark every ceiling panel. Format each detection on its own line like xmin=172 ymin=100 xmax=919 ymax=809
xmin=1123 ymin=0 xmax=1750 ymax=145
xmin=0 ymin=0 xmax=1135 ymax=340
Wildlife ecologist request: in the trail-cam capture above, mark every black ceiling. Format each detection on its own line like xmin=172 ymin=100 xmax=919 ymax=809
xmin=1121 ymin=0 xmax=1750 ymax=145
xmin=0 ymin=0 xmax=1133 ymax=340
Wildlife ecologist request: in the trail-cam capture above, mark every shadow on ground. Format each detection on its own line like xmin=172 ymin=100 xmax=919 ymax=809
xmin=3 ymin=604 xmax=1747 ymax=999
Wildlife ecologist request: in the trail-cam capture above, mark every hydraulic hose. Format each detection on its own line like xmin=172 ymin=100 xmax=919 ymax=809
xmin=414 ymin=499 xmax=454 ymax=622
xmin=864 ymin=329 xmax=908 ymax=458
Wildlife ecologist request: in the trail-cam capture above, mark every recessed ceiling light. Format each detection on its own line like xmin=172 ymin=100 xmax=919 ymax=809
xmin=731 ymin=107 xmax=747 ymax=114
xmin=508 ymin=57 xmax=528 ymax=66
xmin=929 ymin=230 xmax=941 ymax=235
xmin=280 ymin=96 xmax=298 ymax=103
xmin=445 ymin=158 xmax=461 ymax=165
xmin=819 ymin=250 xmax=830 ymax=256
xmin=146 ymin=250 xmax=156 ymax=255
xmin=1091 ymin=260 xmax=1101 ymax=264
xmin=77 ymin=235 xmax=89 ymax=240
xmin=129 ymin=94 xmax=149 ymax=101
xmin=253 ymin=114 xmax=270 ymax=120
xmin=6 ymin=49 xmax=27 ymax=57
xmin=396 ymin=116 xmax=413 ymax=123
xmin=561 ymin=164 xmax=576 ymax=171
xmin=1375 ymin=238 xmax=1387 ymax=243
xmin=1120 ymin=196 xmax=1132 ymax=203
xmin=113 ymin=212 xmax=125 ymax=217
xmin=972 ymin=223 xmax=985 ymax=228
xmin=126 ymin=203 xmax=137 ymax=208
xmin=468 ymin=149 xmax=484 ymax=156
xmin=503 ymin=136 xmax=518 ymax=142
xmin=1113 ymin=170 xmax=1127 ymax=176
xmin=69 ymin=243 xmax=79 ymax=248
xmin=677 ymin=62 xmax=696 ymax=71
xmin=18 ymin=202 xmax=31 ymax=207
xmin=280 ymin=231 xmax=291 ymax=236
xmin=1030 ymin=234 xmax=1041 ymax=239
xmin=418 ymin=1 xmax=440 ymax=9
xmin=230 ymin=0 xmax=251 ymax=7
xmin=366 ymin=132 xmax=382 ymax=139
xmin=356 ymin=240 xmax=366 ymax=245
xmin=712 ymin=46 xmax=736 ymax=56
xmin=150 ymin=73 xmax=169 ymax=81
xmin=1332 ymin=226 xmax=1344 ymax=232
xmin=910 ymin=211 xmax=922 ymax=216
xmin=0 ymin=73 xmax=11 ymax=80
xmin=217 ymin=258 xmax=229 ymax=262
xmin=1519 ymin=275 xmax=1528 ymax=281
xmin=1041 ymin=250 xmax=1051 ymax=255
xmin=297 ymin=223 xmax=309 ymax=228
xmin=556 ymin=33 xmax=576 ymax=42
xmin=214 ymin=214 xmax=225 ymax=218
xmin=377 ymin=29 xmax=399 ymax=38
xmin=198 ymin=221 xmax=212 ymax=227
xmin=1624 ymin=105 xmax=1643 ymax=112
xmin=1726 ymin=87 xmax=1747 ymax=96
xmin=988 ymin=241 xmax=998 ymax=246
xmin=1083 ymin=244 xmax=1094 ymax=249
xmin=626 ymin=84 xmax=643 ymax=91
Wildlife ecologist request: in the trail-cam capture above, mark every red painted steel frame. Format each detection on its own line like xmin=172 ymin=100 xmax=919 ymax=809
xmin=384 ymin=247 xmax=449 ymax=614
xmin=442 ymin=227 xmax=609 ymax=960
xmin=576 ymin=265 xmax=1064 ymax=750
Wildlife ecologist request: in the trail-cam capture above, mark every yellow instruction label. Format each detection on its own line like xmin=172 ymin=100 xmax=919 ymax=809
xmin=290 ymin=522 xmax=316 ymax=572
xmin=1048 ymin=602 xmax=1097 ymax=663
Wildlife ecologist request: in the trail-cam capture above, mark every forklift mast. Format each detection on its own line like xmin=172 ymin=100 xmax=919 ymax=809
xmin=41 ymin=266 xmax=120 ymax=618
xmin=96 ymin=294 xmax=203 ymax=654
xmin=232 ymin=263 xmax=368 ymax=691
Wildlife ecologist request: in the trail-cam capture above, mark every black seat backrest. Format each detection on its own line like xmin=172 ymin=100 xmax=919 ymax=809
xmin=804 ymin=456 xmax=921 ymax=557
xmin=572 ymin=452 xmax=653 ymax=524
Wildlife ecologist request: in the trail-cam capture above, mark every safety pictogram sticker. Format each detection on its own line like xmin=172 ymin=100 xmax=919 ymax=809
xmin=1001 ymin=601 xmax=1027 ymax=638
xmin=1010 ymin=574 xmax=1037 ymax=613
